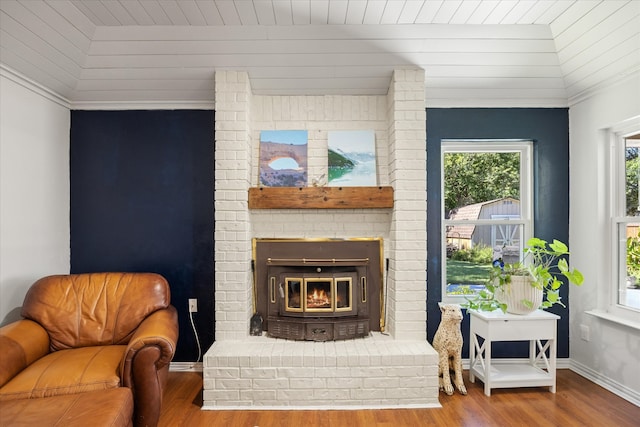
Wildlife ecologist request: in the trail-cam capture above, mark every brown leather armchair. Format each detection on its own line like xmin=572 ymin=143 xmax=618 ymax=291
xmin=0 ymin=273 xmax=179 ymax=427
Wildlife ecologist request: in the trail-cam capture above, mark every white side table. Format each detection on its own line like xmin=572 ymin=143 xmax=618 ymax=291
xmin=468 ymin=309 xmax=560 ymax=396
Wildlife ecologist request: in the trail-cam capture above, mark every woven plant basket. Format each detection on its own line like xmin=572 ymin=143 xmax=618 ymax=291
xmin=494 ymin=275 xmax=543 ymax=315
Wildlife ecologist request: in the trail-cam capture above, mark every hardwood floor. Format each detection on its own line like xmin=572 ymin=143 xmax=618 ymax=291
xmin=159 ymin=370 xmax=639 ymax=426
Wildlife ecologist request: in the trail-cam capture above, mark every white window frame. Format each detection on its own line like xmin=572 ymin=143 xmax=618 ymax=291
xmin=441 ymin=140 xmax=533 ymax=303
xmin=608 ymin=121 xmax=640 ymax=319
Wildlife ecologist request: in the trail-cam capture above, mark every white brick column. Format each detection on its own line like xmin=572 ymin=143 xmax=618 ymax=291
xmin=386 ymin=69 xmax=427 ymax=340
xmin=213 ymin=71 xmax=253 ymax=340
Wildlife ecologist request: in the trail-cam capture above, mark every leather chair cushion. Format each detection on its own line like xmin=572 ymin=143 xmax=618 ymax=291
xmin=21 ymin=272 xmax=171 ymax=351
xmin=0 ymin=387 xmax=133 ymax=427
xmin=0 ymin=345 xmax=125 ymax=401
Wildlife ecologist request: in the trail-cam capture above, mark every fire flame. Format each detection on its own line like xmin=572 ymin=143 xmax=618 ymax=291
xmin=307 ymin=288 xmax=331 ymax=308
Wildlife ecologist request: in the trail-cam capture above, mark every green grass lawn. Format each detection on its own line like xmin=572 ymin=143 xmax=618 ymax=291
xmin=447 ymin=259 xmax=492 ymax=285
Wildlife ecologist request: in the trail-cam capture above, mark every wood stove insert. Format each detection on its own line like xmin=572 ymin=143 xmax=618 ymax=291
xmin=253 ymin=238 xmax=384 ymax=341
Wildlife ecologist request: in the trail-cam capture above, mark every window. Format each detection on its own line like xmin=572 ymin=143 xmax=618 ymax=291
xmin=441 ymin=140 xmax=533 ymax=301
xmin=613 ymin=132 xmax=640 ymax=312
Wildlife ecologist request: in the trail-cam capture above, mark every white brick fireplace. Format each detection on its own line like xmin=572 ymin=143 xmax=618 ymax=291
xmin=203 ymin=69 xmax=439 ymax=409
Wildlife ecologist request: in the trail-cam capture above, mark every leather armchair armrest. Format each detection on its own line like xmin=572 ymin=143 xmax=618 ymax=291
xmin=121 ymin=305 xmax=178 ymax=427
xmin=121 ymin=305 xmax=179 ymax=378
xmin=0 ymin=319 xmax=50 ymax=387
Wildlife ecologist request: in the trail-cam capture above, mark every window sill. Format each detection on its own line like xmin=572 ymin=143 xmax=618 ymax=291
xmin=585 ymin=309 xmax=640 ymax=331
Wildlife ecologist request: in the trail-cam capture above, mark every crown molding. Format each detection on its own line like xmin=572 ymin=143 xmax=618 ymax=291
xmin=424 ymin=98 xmax=569 ymax=108
xmin=0 ymin=65 xmax=215 ymax=111
xmin=568 ymin=66 xmax=640 ymax=107
xmin=0 ymin=65 xmax=70 ymax=109
xmin=70 ymin=100 xmax=215 ymax=111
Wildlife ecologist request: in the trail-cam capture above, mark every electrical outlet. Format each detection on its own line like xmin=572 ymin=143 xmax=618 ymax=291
xmin=188 ymin=298 xmax=198 ymax=313
xmin=580 ymin=324 xmax=590 ymax=341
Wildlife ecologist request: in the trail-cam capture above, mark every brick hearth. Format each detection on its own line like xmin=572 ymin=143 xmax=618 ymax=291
xmin=202 ymin=334 xmax=437 ymax=409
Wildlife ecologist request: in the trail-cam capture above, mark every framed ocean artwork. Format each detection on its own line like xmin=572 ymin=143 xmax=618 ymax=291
xmin=328 ymin=130 xmax=377 ymax=186
xmin=259 ymin=130 xmax=308 ymax=187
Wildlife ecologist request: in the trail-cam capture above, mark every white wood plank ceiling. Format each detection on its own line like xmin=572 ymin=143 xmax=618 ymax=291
xmin=0 ymin=1 xmax=638 ymax=107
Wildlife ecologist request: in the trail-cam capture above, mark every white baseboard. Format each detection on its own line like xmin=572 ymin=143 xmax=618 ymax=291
xmin=179 ymin=359 xmax=571 ymax=374
xmin=464 ymin=357 xmax=639 ymax=406
xmin=570 ymin=360 xmax=640 ymax=407
xmin=169 ymin=362 xmax=203 ymax=372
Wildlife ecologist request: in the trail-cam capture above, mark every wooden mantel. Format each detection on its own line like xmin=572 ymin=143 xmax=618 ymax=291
xmin=248 ymin=186 xmax=394 ymax=209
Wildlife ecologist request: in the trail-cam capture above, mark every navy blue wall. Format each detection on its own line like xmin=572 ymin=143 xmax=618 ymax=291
xmin=68 ymin=108 xmax=569 ymax=360
xmin=70 ymin=110 xmax=215 ymax=362
xmin=426 ymin=108 xmax=571 ymax=358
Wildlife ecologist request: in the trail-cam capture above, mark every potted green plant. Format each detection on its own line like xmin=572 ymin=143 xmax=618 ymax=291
xmin=464 ymin=237 xmax=584 ymax=314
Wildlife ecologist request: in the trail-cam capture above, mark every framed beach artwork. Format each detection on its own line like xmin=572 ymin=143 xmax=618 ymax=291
xmin=327 ymin=130 xmax=377 ymax=186
xmin=259 ymin=130 xmax=308 ymax=187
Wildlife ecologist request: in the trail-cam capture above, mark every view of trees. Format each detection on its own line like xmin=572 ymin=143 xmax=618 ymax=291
xmin=626 ymin=146 xmax=639 ymax=215
xmin=444 ymin=152 xmax=520 ymax=215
